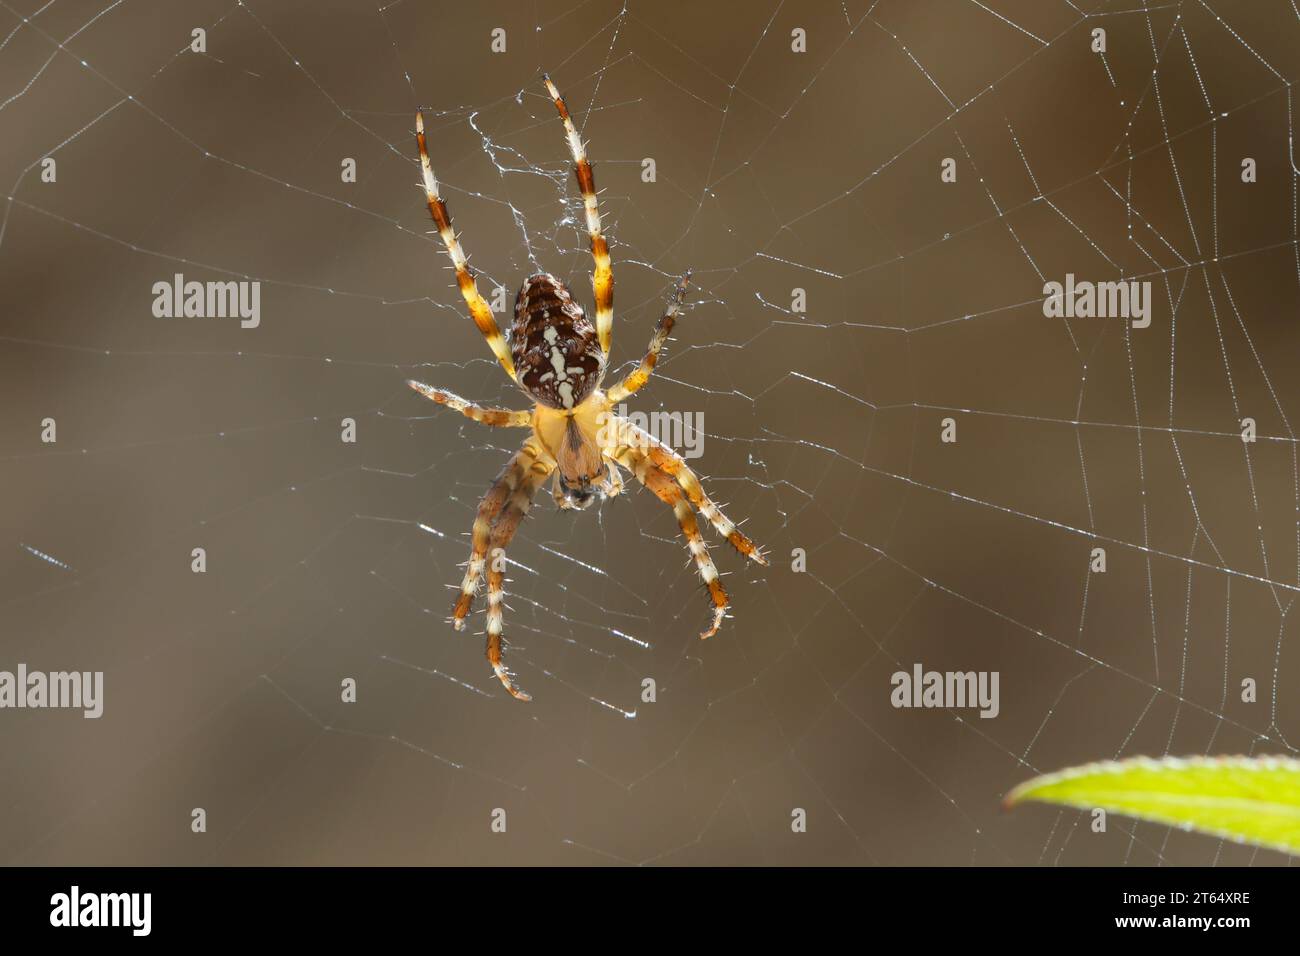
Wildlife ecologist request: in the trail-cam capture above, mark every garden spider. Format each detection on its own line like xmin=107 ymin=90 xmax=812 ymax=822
xmin=408 ymin=75 xmax=767 ymax=701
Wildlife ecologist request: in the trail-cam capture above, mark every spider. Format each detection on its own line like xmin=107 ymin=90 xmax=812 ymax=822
xmin=407 ymin=75 xmax=767 ymax=701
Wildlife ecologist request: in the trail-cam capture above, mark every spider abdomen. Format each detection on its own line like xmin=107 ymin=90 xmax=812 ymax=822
xmin=513 ymin=273 xmax=603 ymax=409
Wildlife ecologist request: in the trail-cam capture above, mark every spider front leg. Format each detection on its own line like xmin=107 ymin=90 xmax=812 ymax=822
xmin=612 ymin=445 xmax=729 ymax=639
xmin=450 ymin=439 xmax=548 ymax=630
xmin=484 ymin=462 xmax=552 ymax=701
xmin=606 ymin=272 xmax=691 ymax=404
xmin=617 ymin=419 xmax=767 ymax=566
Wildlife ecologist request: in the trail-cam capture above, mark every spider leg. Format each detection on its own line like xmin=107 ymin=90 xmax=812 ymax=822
xmin=451 ymin=439 xmax=549 ymax=630
xmin=606 ymin=272 xmax=691 ymax=404
xmin=407 ymin=380 xmax=531 ymax=428
xmin=543 ymin=74 xmax=613 ymax=357
xmin=613 ymin=445 xmax=729 ymax=639
xmin=414 ymin=111 xmax=517 ymax=381
xmin=615 ymin=418 xmax=767 ymax=566
xmin=484 ymin=462 xmax=552 ymax=701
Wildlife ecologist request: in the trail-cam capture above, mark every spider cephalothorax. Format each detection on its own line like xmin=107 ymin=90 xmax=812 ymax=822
xmin=407 ymin=75 xmax=767 ymax=701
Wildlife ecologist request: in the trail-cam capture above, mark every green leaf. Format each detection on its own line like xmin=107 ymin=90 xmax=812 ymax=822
xmin=1005 ymin=755 xmax=1300 ymax=855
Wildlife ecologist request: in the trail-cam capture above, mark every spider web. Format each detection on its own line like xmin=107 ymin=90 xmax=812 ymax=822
xmin=2 ymin=0 xmax=1299 ymax=866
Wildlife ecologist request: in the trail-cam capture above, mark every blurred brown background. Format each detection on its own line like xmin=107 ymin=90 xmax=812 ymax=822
xmin=2 ymin=0 xmax=1299 ymax=865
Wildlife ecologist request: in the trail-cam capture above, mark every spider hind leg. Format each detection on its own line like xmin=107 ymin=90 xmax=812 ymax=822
xmin=543 ymin=75 xmax=613 ymax=357
xmin=414 ymin=111 xmax=516 ymax=381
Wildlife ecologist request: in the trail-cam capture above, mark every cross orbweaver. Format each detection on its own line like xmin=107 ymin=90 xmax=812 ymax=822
xmin=407 ymin=75 xmax=767 ymax=701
